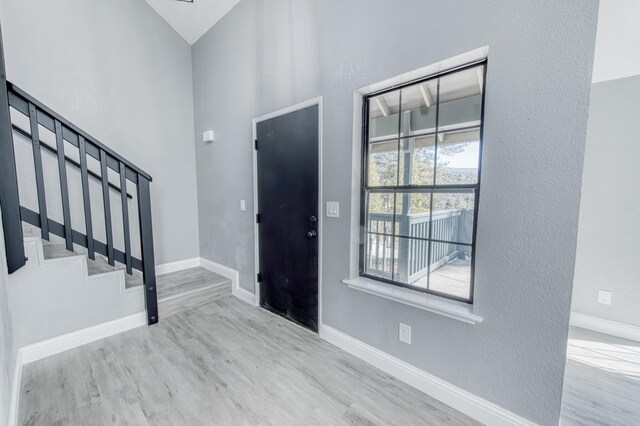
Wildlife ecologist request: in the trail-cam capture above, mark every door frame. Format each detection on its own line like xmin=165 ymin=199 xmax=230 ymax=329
xmin=251 ymin=96 xmax=323 ymax=329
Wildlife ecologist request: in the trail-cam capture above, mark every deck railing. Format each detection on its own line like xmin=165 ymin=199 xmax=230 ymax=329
xmin=366 ymin=209 xmax=472 ymax=283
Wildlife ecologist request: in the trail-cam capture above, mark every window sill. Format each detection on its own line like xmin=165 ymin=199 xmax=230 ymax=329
xmin=341 ymin=276 xmax=483 ymax=325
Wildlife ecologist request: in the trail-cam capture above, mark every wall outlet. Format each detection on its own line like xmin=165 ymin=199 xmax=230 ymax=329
xmin=598 ymin=290 xmax=612 ymax=306
xmin=326 ymin=201 xmax=340 ymax=218
xmin=399 ymin=323 xmax=411 ymax=344
xmin=240 ymin=200 xmax=246 ymax=211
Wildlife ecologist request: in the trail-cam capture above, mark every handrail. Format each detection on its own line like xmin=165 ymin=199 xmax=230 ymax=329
xmin=6 ymin=81 xmax=158 ymax=326
xmin=7 ymin=82 xmax=152 ymax=181
xmin=0 ymin=32 xmax=26 ymax=274
xmin=11 ymin=124 xmax=133 ymax=199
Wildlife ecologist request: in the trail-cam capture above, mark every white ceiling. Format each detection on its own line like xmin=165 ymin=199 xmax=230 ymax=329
xmin=145 ymin=0 xmax=241 ymax=45
xmin=592 ymin=0 xmax=640 ymax=83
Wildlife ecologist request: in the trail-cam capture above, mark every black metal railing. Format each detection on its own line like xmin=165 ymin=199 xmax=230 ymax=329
xmin=5 ymin=82 xmax=158 ymax=325
xmin=0 ymin=28 xmax=25 ymax=274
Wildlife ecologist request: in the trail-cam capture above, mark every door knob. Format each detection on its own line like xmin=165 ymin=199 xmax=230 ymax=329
xmin=310 ymin=216 xmax=317 ymax=223
xmin=307 ymin=230 xmax=317 ymax=238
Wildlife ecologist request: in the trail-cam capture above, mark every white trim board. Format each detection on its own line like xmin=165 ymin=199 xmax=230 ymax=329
xmin=198 ymin=257 xmax=257 ymax=306
xmin=570 ymin=312 xmax=640 ymax=343
xmin=251 ymin=97 xmax=324 ymax=323
xmin=319 ymin=324 xmax=536 ymax=426
xmin=8 ymin=351 xmax=23 ymax=426
xmin=20 ymin=312 xmax=147 ymax=365
xmin=156 ymin=257 xmax=201 ymax=275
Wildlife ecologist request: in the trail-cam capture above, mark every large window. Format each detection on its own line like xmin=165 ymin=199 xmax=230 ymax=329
xmin=360 ymin=62 xmax=486 ymax=303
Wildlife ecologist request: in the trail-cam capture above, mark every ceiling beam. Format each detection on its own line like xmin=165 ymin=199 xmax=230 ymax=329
xmin=419 ymin=84 xmax=433 ymax=108
xmin=375 ymin=97 xmax=390 ymax=117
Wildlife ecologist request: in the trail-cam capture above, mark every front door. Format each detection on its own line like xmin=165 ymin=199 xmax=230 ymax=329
xmin=256 ymin=104 xmax=319 ymax=332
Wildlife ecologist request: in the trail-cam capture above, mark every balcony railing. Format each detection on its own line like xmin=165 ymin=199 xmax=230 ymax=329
xmin=365 ymin=208 xmax=473 ymax=283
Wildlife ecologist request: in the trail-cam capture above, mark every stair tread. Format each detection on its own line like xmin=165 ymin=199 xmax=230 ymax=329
xmin=38 ymin=239 xmax=144 ymax=287
xmin=42 ymin=243 xmax=78 ymax=260
xmin=157 ymin=267 xmax=231 ymax=301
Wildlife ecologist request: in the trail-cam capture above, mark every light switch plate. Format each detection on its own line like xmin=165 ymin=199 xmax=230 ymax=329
xmin=399 ymin=323 xmax=411 ymax=344
xmin=598 ymin=290 xmax=612 ymax=306
xmin=203 ymin=130 xmax=215 ymax=143
xmin=326 ymin=202 xmax=339 ymax=218
xmin=240 ymin=200 xmax=246 ymax=211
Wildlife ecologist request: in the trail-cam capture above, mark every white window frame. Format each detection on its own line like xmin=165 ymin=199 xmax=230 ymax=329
xmin=343 ymin=47 xmax=489 ymax=324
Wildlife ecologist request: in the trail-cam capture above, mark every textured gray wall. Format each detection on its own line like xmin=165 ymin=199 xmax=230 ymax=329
xmin=192 ymin=1 xmax=598 ymax=424
xmin=572 ymin=75 xmax=640 ymax=327
xmin=0 ymin=208 xmax=17 ymax=426
xmin=0 ymin=0 xmax=200 ymax=265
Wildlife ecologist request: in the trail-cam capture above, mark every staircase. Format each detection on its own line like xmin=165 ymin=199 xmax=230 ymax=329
xmin=1 ymin=70 xmax=159 ymax=323
xmin=26 ymin=224 xmax=232 ymax=315
xmin=7 ymin=223 xmax=230 ymax=349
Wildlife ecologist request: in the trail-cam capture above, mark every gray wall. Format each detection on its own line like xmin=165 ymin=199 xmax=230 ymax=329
xmin=0 ymin=208 xmax=18 ymax=426
xmin=572 ymin=75 xmax=640 ymax=327
xmin=192 ymin=1 xmax=598 ymax=424
xmin=0 ymin=0 xmax=200 ymax=265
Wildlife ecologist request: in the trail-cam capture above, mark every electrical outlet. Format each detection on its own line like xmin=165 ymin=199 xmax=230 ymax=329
xmin=598 ymin=290 xmax=612 ymax=306
xmin=399 ymin=323 xmax=411 ymax=344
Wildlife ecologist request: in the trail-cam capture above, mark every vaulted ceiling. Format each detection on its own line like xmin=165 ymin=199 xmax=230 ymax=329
xmin=145 ymin=0 xmax=241 ymax=45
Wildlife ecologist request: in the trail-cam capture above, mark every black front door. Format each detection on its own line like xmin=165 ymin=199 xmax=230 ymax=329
xmin=256 ymin=104 xmax=319 ymax=332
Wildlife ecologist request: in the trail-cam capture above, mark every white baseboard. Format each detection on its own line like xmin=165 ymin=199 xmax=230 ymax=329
xmin=319 ymin=324 xmax=536 ymax=426
xmin=233 ymin=286 xmax=258 ymax=306
xmin=570 ymin=312 xmax=640 ymax=343
xmin=20 ymin=312 xmax=147 ymax=365
xmin=199 ymin=258 xmax=257 ymax=306
xmin=156 ymin=257 xmax=201 ymax=275
xmin=8 ymin=351 xmax=23 ymax=426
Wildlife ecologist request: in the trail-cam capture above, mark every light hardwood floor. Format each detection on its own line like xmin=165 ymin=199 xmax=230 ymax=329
xmin=561 ymin=327 xmax=640 ymax=425
xmin=18 ymin=295 xmax=478 ymax=425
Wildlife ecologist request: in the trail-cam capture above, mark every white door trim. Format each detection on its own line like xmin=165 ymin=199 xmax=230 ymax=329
xmin=251 ymin=97 xmax=324 ymax=329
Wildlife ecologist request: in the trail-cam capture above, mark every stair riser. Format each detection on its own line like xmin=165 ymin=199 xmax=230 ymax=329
xmin=159 ymin=286 xmax=231 ymax=318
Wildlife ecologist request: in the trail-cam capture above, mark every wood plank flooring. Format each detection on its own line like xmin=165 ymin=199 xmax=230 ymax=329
xmin=561 ymin=326 xmax=640 ymax=425
xmin=18 ymin=296 xmax=478 ymax=425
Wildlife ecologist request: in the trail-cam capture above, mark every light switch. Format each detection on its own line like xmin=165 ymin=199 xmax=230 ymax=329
xmin=598 ymin=290 xmax=612 ymax=306
xmin=326 ymin=202 xmax=339 ymax=218
xmin=203 ymin=130 xmax=215 ymax=143
xmin=240 ymin=200 xmax=246 ymax=211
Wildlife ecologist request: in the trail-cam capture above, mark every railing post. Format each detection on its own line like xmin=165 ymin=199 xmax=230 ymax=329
xmin=0 ymin=24 xmax=26 ymax=273
xmin=100 ymin=149 xmax=115 ymax=266
xmin=137 ymin=175 xmax=158 ymax=325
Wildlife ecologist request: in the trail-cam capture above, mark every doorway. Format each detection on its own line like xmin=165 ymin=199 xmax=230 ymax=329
xmin=253 ymin=99 xmax=322 ymax=332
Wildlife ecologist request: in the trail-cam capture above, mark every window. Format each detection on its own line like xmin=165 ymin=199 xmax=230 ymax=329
xmin=360 ymin=62 xmax=486 ymax=303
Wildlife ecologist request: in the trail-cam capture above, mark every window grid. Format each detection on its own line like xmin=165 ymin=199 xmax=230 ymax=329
xmin=359 ymin=60 xmax=487 ymax=304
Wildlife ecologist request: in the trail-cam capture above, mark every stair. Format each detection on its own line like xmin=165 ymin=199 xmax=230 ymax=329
xmin=23 ymin=224 xmax=231 ymax=318
xmin=24 ymin=224 xmax=232 ymax=319
xmin=157 ymin=267 xmax=231 ymax=317
xmin=24 ymin=225 xmax=143 ymax=288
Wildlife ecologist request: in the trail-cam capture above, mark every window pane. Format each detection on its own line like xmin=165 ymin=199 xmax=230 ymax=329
xmin=392 ymin=236 xmax=430 ymax=287
xmin=429 ymin=242 xmax=472 ymax=300
xmin=431 ymin=190 xmax=475 ymax=244
xmin=438 ymin=65 xmax=483 ymax=129
xmin=435 ymin=128 xmax=480 ymax=185
xmin=367 ymin=138 xmax=399 ymax=186
xmin=398 ymin=135 xmax=435 ymax=186
xmin=365 ymin=192 xmax=395 ymax=235
xmin=393 ymin=191 xmax=431 ymax=238
xmin=368 ymin=91 xmax=400 ymax=141
xmin=364 ymin=232 xmax=393 ymax=280
xmin=401 ymin=81 xmax=438 ymax=137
